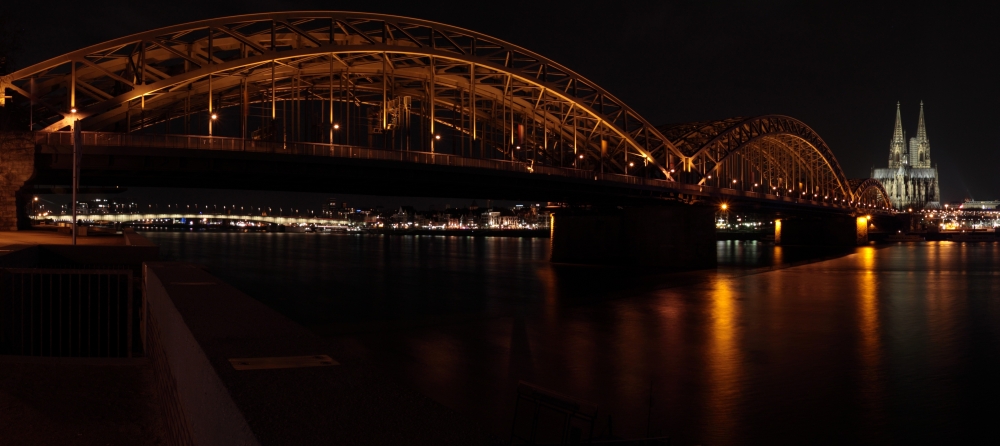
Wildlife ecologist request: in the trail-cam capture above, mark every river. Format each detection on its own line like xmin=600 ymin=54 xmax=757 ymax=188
xmin=145 ymin=231 xmax=1000 ymax=445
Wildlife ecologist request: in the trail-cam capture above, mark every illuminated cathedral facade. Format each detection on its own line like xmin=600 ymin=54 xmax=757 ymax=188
xmin=872 ymin=101 xmax=941 ymax=210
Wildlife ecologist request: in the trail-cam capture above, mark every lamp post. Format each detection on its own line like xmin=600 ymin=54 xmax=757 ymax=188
xmin=72 ymin=118 xmax=81 ymax=245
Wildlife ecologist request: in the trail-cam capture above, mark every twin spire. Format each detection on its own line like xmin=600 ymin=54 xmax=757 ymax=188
xmin=889 ymin=101 xmax=931 ymax=169
xmin=892 ymin=101 xmax=928 ymax=140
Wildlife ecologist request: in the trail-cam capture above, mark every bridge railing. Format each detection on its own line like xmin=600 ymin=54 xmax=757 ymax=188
xmin=34 ymin=132 xmax=850 ymax=209
xmin=35 ymin=131 xmax=691 ymax=188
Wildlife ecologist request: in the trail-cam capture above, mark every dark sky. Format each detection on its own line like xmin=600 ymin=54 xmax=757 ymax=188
xmin=8 ymin=1 xmax=998 ymax=208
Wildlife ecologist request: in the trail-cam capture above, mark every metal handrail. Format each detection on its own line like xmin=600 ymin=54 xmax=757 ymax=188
xmin=0 ymin=268 xmax=137 ymax=358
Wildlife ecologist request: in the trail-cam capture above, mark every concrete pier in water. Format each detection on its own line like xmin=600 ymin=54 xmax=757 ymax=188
xmin=550 ymin=206 xmax=717 ymax=269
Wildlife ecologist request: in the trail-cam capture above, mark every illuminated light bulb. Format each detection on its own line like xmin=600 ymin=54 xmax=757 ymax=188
xmin=434 ymin=135 xmax=441 ymax=140
xmin=70 ymin=108 xmax=77 ymax=114
xmin=628 ymin=162 xmax=634 ymax=167
xmin=211 ymin=113 xmax=218 ymax=120
xmin=333 ymin=123 xmax=340 ymax=129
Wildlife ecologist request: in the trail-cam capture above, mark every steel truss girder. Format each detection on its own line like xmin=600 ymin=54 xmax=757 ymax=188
xmin=850 ymin=178 xmax=893 ymax=209
xmin=4 ymin=12 xmax=684 ymax=179
xmin=673 ymin=115 xmax=854 ymax=200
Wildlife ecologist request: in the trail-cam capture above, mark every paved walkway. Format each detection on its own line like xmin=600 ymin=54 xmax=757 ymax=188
xmin=0 ymin=356 xmax=167 ymax=445
xmin=0 ymin=229 xmax=125 ymax=248
xmin=147 ymin=262 xmax=498 ymax=445
xmin=1 ymin=229 xmax=160 ymax=444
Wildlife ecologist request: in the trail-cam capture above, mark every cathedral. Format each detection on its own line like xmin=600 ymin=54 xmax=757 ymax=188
xmin=871 ymin=101 xmax=941 ymax=210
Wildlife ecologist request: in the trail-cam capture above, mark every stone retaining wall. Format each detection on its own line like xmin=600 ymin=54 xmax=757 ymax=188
xmin=0 ymin=133 xmax=35 ymax=230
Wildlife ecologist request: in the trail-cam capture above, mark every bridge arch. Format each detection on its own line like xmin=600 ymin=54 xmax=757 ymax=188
xmin=658 ymin=115 xmax=854 ymax=202
xmin=850 ymin=178 xmax=892 ymax=210
xmin=0 ymin=11 xmax=885 ymax=212
xmin=2 ymin=11 xmax=685 ymax=179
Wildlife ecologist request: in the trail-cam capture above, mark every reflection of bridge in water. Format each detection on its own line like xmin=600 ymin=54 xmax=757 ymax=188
xmin=1 ymin=11 xmax=897 ymax=265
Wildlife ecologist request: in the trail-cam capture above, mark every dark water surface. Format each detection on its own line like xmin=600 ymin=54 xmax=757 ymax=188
xmin=146 ymin=232 xmax=1000 ymax=445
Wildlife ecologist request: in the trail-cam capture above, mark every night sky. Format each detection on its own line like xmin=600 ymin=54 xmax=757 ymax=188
xmin=6 ymin=1 xmax=997 ymax=208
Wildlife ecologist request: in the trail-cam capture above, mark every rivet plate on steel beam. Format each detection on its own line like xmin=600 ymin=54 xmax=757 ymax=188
xmin=228 ymin=355 xmax=339 ymax=370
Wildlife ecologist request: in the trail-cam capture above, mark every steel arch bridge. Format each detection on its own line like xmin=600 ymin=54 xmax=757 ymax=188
xmin=850 ymin=179 xmax=893 ymax=210
xmin=0 ymin=11 xmax=890 ymax=212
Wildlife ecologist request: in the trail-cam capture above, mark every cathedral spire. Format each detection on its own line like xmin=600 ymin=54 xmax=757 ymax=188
xmin=916 ymin=100 xmax=927 ymax=140
xmin=911 ymin=101 xmax=931 ymax=167
xmin=889 ymin=101 xmax=906 ymax=168
xmin=893 ymin=101 xmax=904 ymax=143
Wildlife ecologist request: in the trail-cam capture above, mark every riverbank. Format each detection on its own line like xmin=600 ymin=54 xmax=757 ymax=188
xmin=368 ymin=228 xmax=548 ymax=237
xmin=0 ymin=229 xmax=164 ymax=445
xmin=0 ymin=229 xmax=127 ymax=247
xmin=0 ymin=229 xmax=496 ymax=445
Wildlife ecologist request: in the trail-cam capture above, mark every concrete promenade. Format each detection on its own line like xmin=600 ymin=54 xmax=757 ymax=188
xmin=0 ymin=229 xmax=496 ymax=445
xmin=0 ymin=229 xmax=166 ymax=445
xmin=0 ymin=229 xmax=126 ymax=247
xmin=144 ymin=262 xmax=495 ymax=445
xmin=0 ymin=356 xmax=168 ymax=445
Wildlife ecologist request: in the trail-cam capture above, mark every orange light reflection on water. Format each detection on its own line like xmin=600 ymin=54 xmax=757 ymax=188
xmin=704 ymin=278 xmax=743 ymax=443
xmin=857 ymin=246 xmax=883 ymax=420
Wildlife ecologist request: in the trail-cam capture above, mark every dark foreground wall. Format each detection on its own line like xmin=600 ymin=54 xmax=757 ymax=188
xmin=550 ymin=206 xmax=717 ymax=269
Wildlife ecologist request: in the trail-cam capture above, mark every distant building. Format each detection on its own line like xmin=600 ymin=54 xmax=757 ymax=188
xmin=481 ymin=210 xmax=501 ymax=227
xmin=390 ymin=206 xmax=414 ymax=226
xmin=959 ymin=200 xmax=1000 ymax=210
xmin=322 ymin=198 xmax=338 ymax=213
xmin=872 ymin=102 xmax=941 ymax=210
xmin=323 ymin=198 xmax=350 ymax=218
xmin=498 ymin=215 xmax=519 ymax=227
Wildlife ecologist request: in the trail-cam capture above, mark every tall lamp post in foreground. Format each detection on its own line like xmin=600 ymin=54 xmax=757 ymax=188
xmin=72 ymin=113 xmax=81 ymax=245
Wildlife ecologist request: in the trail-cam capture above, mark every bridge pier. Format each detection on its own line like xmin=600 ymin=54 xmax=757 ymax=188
xmin=0 ymin=133 xmax=35 ymax=230
xmin=550 ymin=206 xmax=717 ymax=269
xmin=775 ymin=216 xmax=868 ymax=246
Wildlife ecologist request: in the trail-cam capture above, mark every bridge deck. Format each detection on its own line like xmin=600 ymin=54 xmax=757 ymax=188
xmin=34 ymin=132 xmax=873 ymax=213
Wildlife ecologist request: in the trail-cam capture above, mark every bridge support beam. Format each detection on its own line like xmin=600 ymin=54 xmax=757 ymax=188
xmin=550 ymin=206 xmax=716 ymax=269
xmin=775 ymin=216 xmax=868 ymax=246
xmin=0 ymin=133 xmax=35 ymax=230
